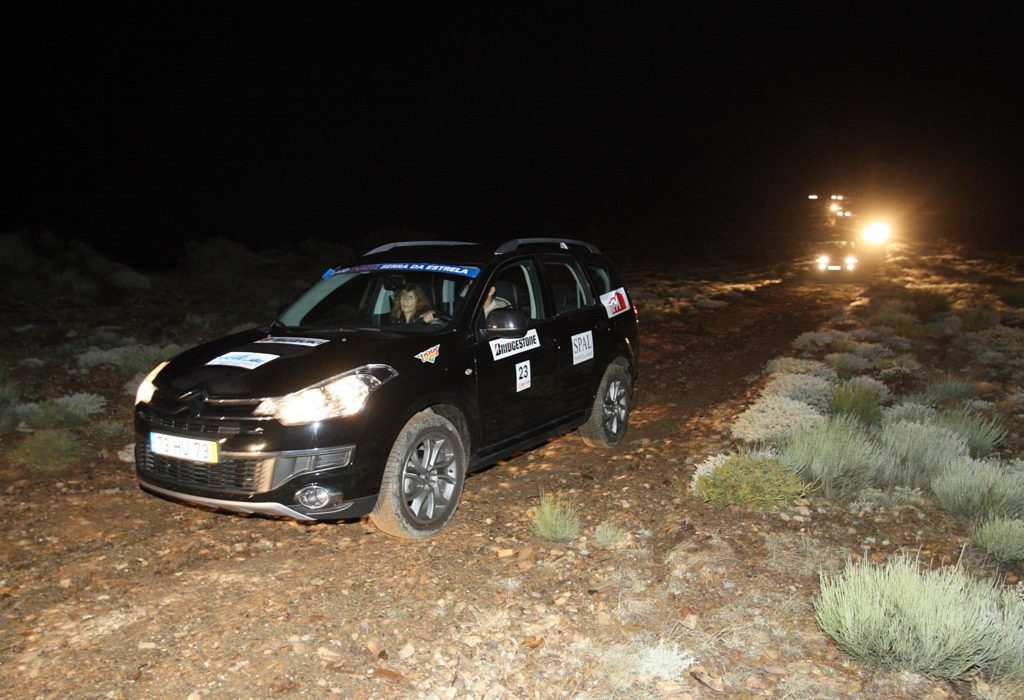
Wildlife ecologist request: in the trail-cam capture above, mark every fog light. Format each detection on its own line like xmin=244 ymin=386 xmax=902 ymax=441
xmin=296 ymin=484 xmax=341 ymax=510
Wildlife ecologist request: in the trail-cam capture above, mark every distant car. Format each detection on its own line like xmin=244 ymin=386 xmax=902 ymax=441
xmin=814 ymin=240 xmax=861 ymax=274
xmin=134 ymin=238 xmax=639 ymax=538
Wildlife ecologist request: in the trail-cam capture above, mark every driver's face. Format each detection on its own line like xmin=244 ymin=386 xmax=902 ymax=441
xmin=399 ymin=292 xmax=417 ymax=314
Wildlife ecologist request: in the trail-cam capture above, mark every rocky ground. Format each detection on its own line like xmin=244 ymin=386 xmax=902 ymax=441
xmin=1 ymin=239 xmax=1020 ymax=698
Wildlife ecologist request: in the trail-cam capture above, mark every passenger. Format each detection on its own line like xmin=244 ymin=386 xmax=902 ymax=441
xmin=482 ymin=286 xmax=510 ymax=317
xmin=391 ymin=285 xmax=439 ymax=324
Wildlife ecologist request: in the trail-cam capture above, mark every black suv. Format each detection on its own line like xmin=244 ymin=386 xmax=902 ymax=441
xmin=134 ymin=238 xmax=639 ymax=538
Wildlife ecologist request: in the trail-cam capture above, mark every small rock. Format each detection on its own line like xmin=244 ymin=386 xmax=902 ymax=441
xmin=137 ymin=641 xmax=157 ymax=650
xmin=317 ymin=647 xmax=341 ymax=662
xmin=398 ymin=642 xmax=415 ymax=659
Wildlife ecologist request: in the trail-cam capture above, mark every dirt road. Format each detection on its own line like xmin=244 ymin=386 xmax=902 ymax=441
xmin=0 ymin=255 xmax=970 ymax=698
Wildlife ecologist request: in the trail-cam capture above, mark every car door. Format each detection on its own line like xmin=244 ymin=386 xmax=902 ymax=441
xmin=473 ymin=258 xmax=565 ymax=448
xmin=537 ymin=255 xmax=604 ymax=417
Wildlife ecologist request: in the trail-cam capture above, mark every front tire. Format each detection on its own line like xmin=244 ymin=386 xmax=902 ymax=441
xmin=579 ymin=359 xmax=632 ymax=448
xmin=369 ymin=411 xmax=466 ymax=539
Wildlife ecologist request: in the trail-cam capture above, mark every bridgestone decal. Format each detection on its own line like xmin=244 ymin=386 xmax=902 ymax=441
xmin=488 ymin=329 xmax=540 ymax=361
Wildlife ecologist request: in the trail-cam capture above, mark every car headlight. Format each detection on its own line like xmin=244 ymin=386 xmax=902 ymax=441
xmin=844 ymin=256 xmax=858 ymax=264
xmin=135 ymin=361 xmax=169 ymax=405
xmin=254 ymin=365 xmax=398 ymax=425
xmin=816 ymin=255 xmax=830 ymax=265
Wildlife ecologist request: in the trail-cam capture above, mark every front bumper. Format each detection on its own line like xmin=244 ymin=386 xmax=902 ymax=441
xmin=134 ymin=405 xmax=386 ymax=521
xmin=139 ymin=478 xmax=378 ymax=521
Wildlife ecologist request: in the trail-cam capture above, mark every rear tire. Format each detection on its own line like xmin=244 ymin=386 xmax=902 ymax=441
xmin=369 ymin=411 xmax=466 ymax=539
xmin=579 ymin=359 xmax=632 ymax=448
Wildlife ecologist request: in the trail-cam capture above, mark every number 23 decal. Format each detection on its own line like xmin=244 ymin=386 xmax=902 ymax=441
xmin=515 ymin=360 xmax=531 ymax=392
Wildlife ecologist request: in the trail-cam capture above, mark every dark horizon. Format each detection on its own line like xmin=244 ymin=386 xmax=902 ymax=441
xmin=3 ymin=7 xmax=1021 ymax=265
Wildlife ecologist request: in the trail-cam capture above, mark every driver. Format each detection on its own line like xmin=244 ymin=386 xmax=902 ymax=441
xmin=391 ymin=285 xmax=440 ymax=324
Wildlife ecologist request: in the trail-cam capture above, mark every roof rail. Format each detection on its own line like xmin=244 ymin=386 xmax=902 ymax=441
xmin=364 ymin=241 xmax=477 ymax=255
xmin=494 ymin=238 xmax=601 ymax=255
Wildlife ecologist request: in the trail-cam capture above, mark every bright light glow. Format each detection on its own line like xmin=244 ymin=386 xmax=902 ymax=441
xmin=845 ymin=256 xmax=857 ymax=264
xmin=862 ymin=222 xmax=891 ymax=245
xmin=255 ymin=365 xmax=397 ymax=426
xmin=835 ymin=195 xmax=843 ymax=200
xmin=830 ymin=195 xmax=838 ymax=200
xmin=808 ymin=194 xmax=819 ymax=200
xmin=829 ymin=204 xmax=840 ymax=212
xmin=135 ymin=361 xmax=169 ymax=405
xmin=846 ymin=264 xmax=856 ymax=270
xmin=843 ymin=211 xmax=853 ymax=217
xmin=817 ymin=255 xmax=830 ymax=264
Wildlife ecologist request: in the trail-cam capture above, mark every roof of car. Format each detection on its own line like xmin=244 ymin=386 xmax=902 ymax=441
xmin=356 ymin=238 xmax=605 ymax=267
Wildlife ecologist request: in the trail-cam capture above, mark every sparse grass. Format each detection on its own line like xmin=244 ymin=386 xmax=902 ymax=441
xmin=77 ymin=343 xmax=181 ymax=377
xmin=830 ymin=379 xmax=884 ymax=426
xmin=594 ymin=521 xmax=625 ymax=548
xmin=598 ymin=638 xmax=696 ymax=690
xmin=906 ymin=289 xmax=952 ymax=318
xmin=18 ymin=393 xmax=107 ymax=429
xmin=909 ymin=374 xmax=977 ymax=407
xmin=694 ymin=452 xmax=810 ymax=511
xmin=762 ymin=372 xmax=834 ymax=412
xmin=931 ymin=461 xmax=1024 ymax=521
xmin=934 ymin=407 xmax=1007 ymax=458
xmin=997 ymin=284 xmax=1024 ymax=308
xmin=824 ymin=352 xmax=873 ymax=378
xmin=957 ymin=307 xmax=1001 ymax=332
xmin=782 ymin=415 xmax=886 ymax=502
xmin=875 ymin=353 xmax=922 ymax=381
xmin=882 ymin=402 xmax=935 ymax=426
xmin=848 ymin=486 xmax=925 ymax=513
xmin=765 ymin=356 xmax=838 ymax=382
xmin=876 ymin=420 xmax=968 ymax=489
xmin=815 ymin=554 xmax=1024 ymax=679
xmin=10 ymin=429 xmax=86 ymax=472
xmin=530 ymin=492 xmax=581 ymax=542
xmin=731 ymin=394 xmax=824 ymax=443
xmin=973 ymin=518 xmax=1024 ymax=563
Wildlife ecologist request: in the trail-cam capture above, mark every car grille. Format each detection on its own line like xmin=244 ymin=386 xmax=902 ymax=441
xmin=146 ymin=414 xmax=264 ymax=437
xmin=136 ymin=444 xmax=269 ymax=493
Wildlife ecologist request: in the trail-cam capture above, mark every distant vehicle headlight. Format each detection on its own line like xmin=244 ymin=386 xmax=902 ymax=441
xmin=817 ymin=255 xmax=830 ymax=265
xmin=845 ymin=256 xmax=857 ymax=265
xmin=254 ymin=365 xmax=398 ymax=425
xmin=862 ymin=222 xmax=891 ymax=245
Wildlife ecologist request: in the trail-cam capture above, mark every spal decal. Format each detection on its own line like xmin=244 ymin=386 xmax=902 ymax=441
xmin=488 ymin=329 xmax=540 ymax=361
xmin=600 ymin=287 xmax=630 ymax=318
xmin=255 ymin=336 xmax=329 ymax=347
xmin=206 ymin=352 xmax=279 ymax=370
xmin=571 ymin=330 xmax=594 ymax=365
xmin=415 ymin=344 xmax=441 ymax=364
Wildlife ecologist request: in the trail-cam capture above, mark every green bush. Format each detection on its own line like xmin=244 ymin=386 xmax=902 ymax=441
xmin=763 ymin=372 xmax=834 ymax=412
xmin=765 ymin=356 xmax=838 ymax=382
xmin=831 ymin=379 xmax=884 ymax=426
xmin=935 ymin=407 xmax=1007 ymax=458
xmin=694 ymin=453 xmax=810 ymax=510
xmin=816 ymin=555 xmax=1024 ymax=679
xmin=875 ymin=353 xmax=922 ymax=381
xmin=76 ymin=343 xmax=181 ymax=378
xmin=530 ymin=492 xmax=580 ymax=542
xmin=876 ymin=421 xmax=967 ymax=489
xmin=882 ymin=402 xmax=935 ymax=427
xmin=973 ymin=518 xmax=1024 ymax=563
xmin=931 ymin=461 xmax=1024 ymax=521
xmin=11 ymin=429 xmax=86 ymax=472
xmin=824 ymin=352 xmax=873 ymax=378
xmin=782 ymin=415 xmax=886 ymax=502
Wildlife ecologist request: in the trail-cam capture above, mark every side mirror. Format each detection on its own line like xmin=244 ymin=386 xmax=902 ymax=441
xmin=484 ymin=308 xmax=528 ymax=337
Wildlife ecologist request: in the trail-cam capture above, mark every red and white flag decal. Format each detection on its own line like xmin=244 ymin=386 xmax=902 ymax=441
xmin=599 ymin=287 xmax=629 ymax=318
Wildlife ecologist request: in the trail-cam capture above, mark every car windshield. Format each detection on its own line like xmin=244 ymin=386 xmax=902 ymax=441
xmin=277 ymin=264 xmax=480 ymax=333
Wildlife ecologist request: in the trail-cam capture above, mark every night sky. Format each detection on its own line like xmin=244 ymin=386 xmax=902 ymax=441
xmin=3 ymin=6 xmax=1021 ymax=265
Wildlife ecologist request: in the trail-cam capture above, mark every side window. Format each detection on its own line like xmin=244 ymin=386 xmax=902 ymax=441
xmin=541 ymin=260 xmax=594 ymax=316
xmin=481 ymin=260 xmax=544 ymax=322
xmin=584 ymin=263 xmax=613 ymax=296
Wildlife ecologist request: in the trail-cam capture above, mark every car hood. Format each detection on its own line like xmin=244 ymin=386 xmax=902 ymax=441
xmin=155 ymin=327 xmax=449 ymax=399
